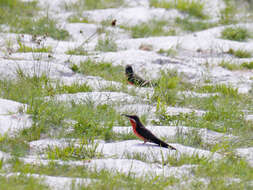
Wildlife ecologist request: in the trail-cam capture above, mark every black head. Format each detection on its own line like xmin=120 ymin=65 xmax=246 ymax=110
xmin=125 ymin=65 xmax=134 ymax=75
xmin=122 ymin=114 xmax=140 ymax=122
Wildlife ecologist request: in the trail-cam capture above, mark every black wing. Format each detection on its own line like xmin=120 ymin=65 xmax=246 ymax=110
xmin=136 ymin=126 xmax=176 ymax=150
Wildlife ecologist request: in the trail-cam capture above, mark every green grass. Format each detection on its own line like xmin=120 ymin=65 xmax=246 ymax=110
xmin=120 ymin=19 xmax=176 ymax=38
xmin=0 ymin=71 xmax=127 ymax=142
xmin=154 ymin=90 xmax=253 ymax=143
xmin=123 ymin=152 xmax=149 ymax=163
xmin=0 ymin=1 xmax=69 ymax=40
xmin=1 ymin=1 xmax=253 ymax=189
xmin=157 ymin=48 xmax=178 ymax=57
xmin=20 ymin=97 xmax=130 ymax=141
xmin=164 ymin=153 xmax=208 ymax=167
xmin=69 ymin=103 xmax=127 ymax=138
xmin=219 ymin=0 xmax=253 ymax=25
xmin=152 ymin=76 xmax=179 ymax=106
xmin=66 ymin=46 xmax=89 ymax=56
xmin=70 ymin=64 xmax=79 ymax=72
xmin=0 ymin=175 xmax=49 ymax=190
xmin=57 ymin=83 xmax=92 ymax=94
xmin=46 ymin=138 xmax=103 ymax=161
xmin=6 ymin=159 xmax=178 ymax=189
xmin=219 ymin=60 xmax=253 ymax=70
xmin=173 ymin=128 xmax=205 ymax=149
xmin=0 ymin=0 xmax=38 ymax=31
xmin=17 ymin=41 xmax=52 ymax=53
xmin=175 ymin=17 xmax=217 ymax=32
xmin=196 ymin=84 xmax=239 ymax=97
xmin=0 ymin=71 xmax=128 ymax=142
xmin=0 ymin=71 xmax=92 ymax=103
xmin=20 ymin=100 xmax=128 ymax=141
xmin=65 ymin=0 xmax=124 ymax=11
xmin=219 ymin=0 xmax=237 ymax=24
xmin=150 ymin=0 xmax=172 ymax=9
xmin=227 ymin=48 xmax=252 ymax=58
xmin=15 ymin=16 xmax=70 ymax=41
xmin=241 ymin=61 xmax=253 ymax=69
xmin=151 ymin=70 xmax=194 ymax=105
xmin=150 ymin=0 xmax=207 ymax=19
xmin=0 ymin=72 xmax=53 ymax=104
xmin=152 ymin=77 xmax=253 ymax=139
xmin=67 ymin=15 xmax=90 ymax=23
xmin=95 ymin=34 xmax=118 ymax=52
xmin=219 ymin=61 xmax=241 ymax=70
xmin=0 ymin=135 xmax=29 ymax=157
xmin=154 ymin=103 xmax=246 ymax=134
xmin=194 ymin=155 xmax=253 ymax=189
xmin=221 ymin=27 xmax=251 ymax=41
xmin=73 ymin=59 xmax=125 ymax=83
xmin=5 ymin=154 xmax=253 ymax=190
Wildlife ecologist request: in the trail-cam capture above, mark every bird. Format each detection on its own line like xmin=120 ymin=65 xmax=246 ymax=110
xmin=111 ymin=19 xmax=117 ymax=27
xmin=125 ymin=65 xmax=155 ymax=87
xmin=122 ymin=114 xmax=176 ymax=150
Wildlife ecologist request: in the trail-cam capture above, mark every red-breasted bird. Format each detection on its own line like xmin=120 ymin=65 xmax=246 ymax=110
xmin=122 ymin=114 xmax=176 ymax=150
xmin=125 ymin=65 xmax=156 ymax=87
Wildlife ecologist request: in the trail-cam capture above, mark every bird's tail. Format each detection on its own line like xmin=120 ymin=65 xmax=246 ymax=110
xmin=153 ymin=138 xmax=177 ymax=150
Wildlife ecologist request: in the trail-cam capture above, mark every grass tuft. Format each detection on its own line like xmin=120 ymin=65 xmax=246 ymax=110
xmin=174 ymin=128 xmax=203 ymax=149
xmin=76 ymin=59 xmax=125 ymax=83
xmin=227 ymin=48 xmax=252 ymax=58
xmin=15 ymin=16 xmax=70 ymax=41
xmin=221 ymin=27 xmax=250 ymax=41
xmin=152 ymin=70 xmax=193 ymax=105
xmin=0 ymin=0 xmax=38 ymax=32
xmin=8 ymin=159 xmax=178 ymax=189
xmin=57 ymin=83 xmax=92 ymax=94
xmin=67 ymin=15 xmax=90 ymax=23
xmin=219 ymin=0 xmax=237 ymax=24
xmin=0 ymin=175 xmax=49 ymax=190
xmin=95 ymin=34 xmax=118 ymax=52
xmin=157 ymin=48 xmax=178 ymax=57
xmin=175 ymin=17 xmax=216 ymax=32
xmin=0 ymin=135 xmax=29 ymax=157
xmin=46 ymin=138 xmax=103 ymax=161
xmin=66 ymin=46 xmax=89 ymax=56
xmin=0 ymin=1 xmax=69 ymax=41
xmin=66 ymin=0 xmax=124 ymax=11
xmin=197 ymin=84 xmax=239 ymax=97
xmin=219 ymin=60 xmax=241 ymax=71
xmin=17 ymin=41 xmax=52 ymax=53
xmin=150 ymin=0 xmax=207 ymax=19
xmin=120 ymin=19 xmax=176 ymax=38
xmin=219 ymin=60 xmax=253 ymax=70
xmin=241 ymin=61 xmax=253 ymax=69
xmin=194 ymin=155 xmax=253 ymax=188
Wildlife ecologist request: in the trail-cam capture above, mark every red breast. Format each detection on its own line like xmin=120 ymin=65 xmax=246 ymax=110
xmin=130 ymin=119 xmax=147 ymax=141
xmin=128 ymin=81 xmax=134 ymax=85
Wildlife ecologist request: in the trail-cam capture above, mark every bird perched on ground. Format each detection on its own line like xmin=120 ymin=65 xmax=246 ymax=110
xmin=125 ymin=65 xmax=156 ymax=87
xmin=111 ymin=19 xmax=117 ymax=27
xmin=122 ymin=114 xmax=176 ymax=150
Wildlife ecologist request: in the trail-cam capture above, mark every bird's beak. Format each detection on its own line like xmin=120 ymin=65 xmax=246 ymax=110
xmin=121 ymin=114 xmax=132 ymax=119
